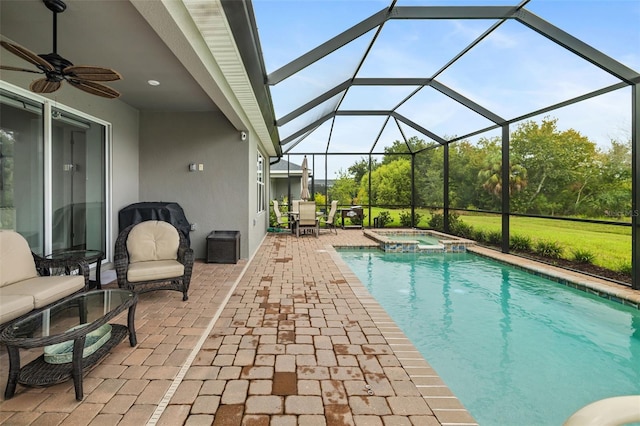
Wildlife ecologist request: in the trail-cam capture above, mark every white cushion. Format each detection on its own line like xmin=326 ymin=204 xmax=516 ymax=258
xmin=0 ymin=294 xmax=34 ymax=325
xmin=0 ymin=230 xmax=38 ymax=287
xmin=0 ymin=275 xmax=85 ymax=308
xmin=127 ymin=259 xmax=184 ymax=282
xmin=127 ymin=221 xmax=179 ymax=263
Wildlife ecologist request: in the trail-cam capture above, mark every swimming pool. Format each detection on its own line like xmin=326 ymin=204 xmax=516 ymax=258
xmin=338 ymin=249 xmax=640 ymax=425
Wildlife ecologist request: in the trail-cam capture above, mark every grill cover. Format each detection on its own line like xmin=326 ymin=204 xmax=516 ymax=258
xmin=118 ymin=202 xmax=191 ymax=246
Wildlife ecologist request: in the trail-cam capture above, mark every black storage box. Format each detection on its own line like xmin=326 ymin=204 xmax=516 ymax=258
xmin=207 ymin=231 xmax=240 ymax=263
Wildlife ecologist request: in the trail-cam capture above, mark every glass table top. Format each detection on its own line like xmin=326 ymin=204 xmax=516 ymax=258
xmin=44 ymin=249 xmax=104 ymax=261
xmin=4 ymin=289 xmax=135 ymax=340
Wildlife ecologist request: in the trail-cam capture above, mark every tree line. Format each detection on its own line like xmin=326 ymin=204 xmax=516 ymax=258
xmin=327 ymin=117 xmax=632 ymax=221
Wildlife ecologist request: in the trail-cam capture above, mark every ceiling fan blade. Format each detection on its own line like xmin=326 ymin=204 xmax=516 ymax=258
xmin=1 ymin=41 xmax=54 ymax=72
xmin=64 ymin=66 xmax=122 ymax=82
xmin=30 ymin=78 xmax=62 ymax=93
xmin=69 ymin=79 xmax=120 ymax=99
xmin=0 ymin=65 xmax=44 ymax=74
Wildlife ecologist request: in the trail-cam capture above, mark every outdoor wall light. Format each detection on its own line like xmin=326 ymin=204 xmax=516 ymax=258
xmin=240 ymin=131 xmax=247 ymax=141
xmin=189 ymin=163 xmax=197 ymax=172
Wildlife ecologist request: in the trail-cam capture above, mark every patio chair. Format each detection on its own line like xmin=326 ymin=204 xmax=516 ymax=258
xmin=320 ymin=200 xmax=338 ymax=234
xmin=272 ymin=200 xmax=288 ymax=228
xmin=292 ymin=199 xmax=300 ymax=214
xmin=114 ymin=220 xmax=194 ymax=301
xmin=296 ymin=201 xmax=319 ymax=238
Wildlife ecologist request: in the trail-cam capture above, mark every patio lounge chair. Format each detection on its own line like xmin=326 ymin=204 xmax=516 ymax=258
xmin=114 ymin=220 xmax=194 ymax=301
xmin=296 ymin=201 xmax=319 ymax=238
xmin=320 ymin=200 xmax=338 ymax=234
xmin=272 ymin=200 xmax=288 ymax=228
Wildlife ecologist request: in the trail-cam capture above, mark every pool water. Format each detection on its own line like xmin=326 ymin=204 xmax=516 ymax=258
xmin=384 ymin=234 xmax=442 ymax=245
xmin=338 ymin=250 xmax=640 ymax=426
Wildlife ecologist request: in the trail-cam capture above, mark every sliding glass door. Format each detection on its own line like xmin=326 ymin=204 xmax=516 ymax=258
xmin=51 ymin=108 xmax=106 ymax=253
xmin=0 ymin=88 xmax=107 ymax=256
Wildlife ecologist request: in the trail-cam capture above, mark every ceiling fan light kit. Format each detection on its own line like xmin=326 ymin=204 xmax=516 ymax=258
xmin=0 ymin=0 xmax=122 ymax=98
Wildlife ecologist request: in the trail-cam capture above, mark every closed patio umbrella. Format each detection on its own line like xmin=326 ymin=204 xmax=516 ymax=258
xmin=300 ymin=155 xmax=310 ymax=200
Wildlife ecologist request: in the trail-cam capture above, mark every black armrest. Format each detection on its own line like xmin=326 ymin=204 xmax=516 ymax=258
xmin=32 ymin=253 xmax=91 ymax=290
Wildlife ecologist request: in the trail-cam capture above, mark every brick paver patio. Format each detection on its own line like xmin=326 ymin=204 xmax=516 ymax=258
xmin=2 ymin=229 xmax=636 ymax=425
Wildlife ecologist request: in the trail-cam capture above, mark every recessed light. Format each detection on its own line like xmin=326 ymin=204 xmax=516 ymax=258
xmin=148 ymin=80 xmax=160 ymax=86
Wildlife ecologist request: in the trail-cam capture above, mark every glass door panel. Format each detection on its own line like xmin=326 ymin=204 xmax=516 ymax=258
xmin=51 ymin=108 xmax=106 ymax=253
xmin=0 ymin=91 xmax=44 ymax=252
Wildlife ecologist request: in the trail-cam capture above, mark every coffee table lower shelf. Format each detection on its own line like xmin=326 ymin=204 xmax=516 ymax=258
xmin=17 ymin=324 xmax=128 ymax=388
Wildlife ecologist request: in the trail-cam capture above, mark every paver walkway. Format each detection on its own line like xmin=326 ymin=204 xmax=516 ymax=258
xmin=4 ymin=229 xmax=635 ymax=425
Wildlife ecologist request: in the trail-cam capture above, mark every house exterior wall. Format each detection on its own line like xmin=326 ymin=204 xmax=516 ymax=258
xmin=139 ymin=111 xmax=262 ymax=260
xmin=271 ymin=176 xmax=302 ymax=203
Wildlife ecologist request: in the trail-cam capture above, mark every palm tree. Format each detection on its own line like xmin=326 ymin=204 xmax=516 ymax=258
xmin=478 ymin=153 xmax=527 ymax=197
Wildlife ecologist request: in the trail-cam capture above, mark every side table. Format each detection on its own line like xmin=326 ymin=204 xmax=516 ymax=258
xmin=45 ymin=249 xmax=105 ymax=289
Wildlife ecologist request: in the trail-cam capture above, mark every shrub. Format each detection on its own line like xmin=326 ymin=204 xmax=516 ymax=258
xmin=451 ymin=221 xmax=474 ymax=239
xmin=428 ymin=211 xmax=462 ymax=232
xmin=398 ymin=211 xmax=423 ymax=227
xmin=571 ymin=249 xmax=595 ymax=264
xmin=471 ymin=229 xmax=486 ymax=243
xmin=428 ymin=212 xmax=445 ymax=231
xmin=534 ymin=240 xmax=563 ymax=259
xmin=414 ymin=212 xmax=423 ymax=226
xmin=510 ymin=234 xmax=532 ymax=252
xmin=377 ymin=211 xmax=392 ymax=228
xmin=486 ymin=230 xmax=502 ymax=245
xmin=399 ymin=211 xmax=412 ymax=227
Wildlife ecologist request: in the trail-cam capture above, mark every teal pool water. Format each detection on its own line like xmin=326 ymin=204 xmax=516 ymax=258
xmin=383 ymin=234 xmax=442 ymax=245
xmin=338 ymin=250 xmax=640 ymax=426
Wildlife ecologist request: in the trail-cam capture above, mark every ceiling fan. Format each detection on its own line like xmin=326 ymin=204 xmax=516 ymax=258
xmin=0 ymin=0 xmax=122 ymax=99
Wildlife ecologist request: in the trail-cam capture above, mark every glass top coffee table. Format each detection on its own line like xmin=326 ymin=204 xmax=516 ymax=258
xmin=0 ymin=289 xmax=137 ymax=401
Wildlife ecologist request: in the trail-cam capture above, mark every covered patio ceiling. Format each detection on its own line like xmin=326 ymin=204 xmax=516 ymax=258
xmin=233 ymin=0 xmax=640 ymax=158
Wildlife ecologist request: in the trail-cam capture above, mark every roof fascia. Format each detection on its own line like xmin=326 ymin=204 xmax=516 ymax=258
xmin=222 ymin=0 xmax=281 ymax=155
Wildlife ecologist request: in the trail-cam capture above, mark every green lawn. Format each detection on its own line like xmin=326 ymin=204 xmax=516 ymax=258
xmin=366 ymin=207 xmax=631 ymax=271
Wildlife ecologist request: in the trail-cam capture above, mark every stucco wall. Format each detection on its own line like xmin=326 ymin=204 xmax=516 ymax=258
xmin=139 ymin=111 xmax=261 ymax=260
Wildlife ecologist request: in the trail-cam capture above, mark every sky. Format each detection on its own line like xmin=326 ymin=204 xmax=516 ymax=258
xmin=252 ymin=0 xmax=640 ymax=179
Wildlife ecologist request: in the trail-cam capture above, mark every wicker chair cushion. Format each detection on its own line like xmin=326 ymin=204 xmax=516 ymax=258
xmin=1 ymin=275 xmax=85 ymax=308
xmin=0 ymin=294 xmax=34 ymax=324
xmin=126 ymin=259 xmax=185 ymax=282
xmin=0 ymin=230 xmax=38 ymax=287
xmin=126 ymin=221 xmax=179 ymax=263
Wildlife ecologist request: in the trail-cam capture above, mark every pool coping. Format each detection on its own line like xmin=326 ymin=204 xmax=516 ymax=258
xmin=327 ymin=243 xmax=480 ymax=426
xmin=467 ymin=246 xmax=640 ymax=310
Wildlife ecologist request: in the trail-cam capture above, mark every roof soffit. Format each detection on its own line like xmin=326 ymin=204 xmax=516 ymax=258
xmin=131 ymin=0 xmax=277 ymax=156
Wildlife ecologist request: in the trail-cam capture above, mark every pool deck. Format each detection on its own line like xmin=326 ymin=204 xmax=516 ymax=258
xmin=1 ymin=229 xmax=638 ymax=425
